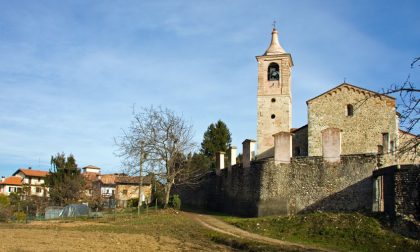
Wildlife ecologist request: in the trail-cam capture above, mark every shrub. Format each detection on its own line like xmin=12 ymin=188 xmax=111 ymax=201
xmin=127 ymin=198 xmax=139 ymax=208
xmin=0 ymin=195 xmax=9 ymax=206
xmin=170 ymin=195 xmax=181 ymax=210
xmin=0 ymin=207 xmax=12 ymax=222
xmin=0 ymin=195 xmax=12 ymax=222
xmin=14 ymin=211 xmax=26 ymax=223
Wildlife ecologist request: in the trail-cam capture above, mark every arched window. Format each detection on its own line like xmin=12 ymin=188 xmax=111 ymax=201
xmin=267 ymin=62 xmax=280 ymax=81
xmin=346 ymin=104 xmax=354 ymax=116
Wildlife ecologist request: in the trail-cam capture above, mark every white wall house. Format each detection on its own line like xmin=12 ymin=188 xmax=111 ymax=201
xmin=0 ymin=176 xmax=23 ymax=196
xmin=13 ymin=168 xmax=49 ymax=197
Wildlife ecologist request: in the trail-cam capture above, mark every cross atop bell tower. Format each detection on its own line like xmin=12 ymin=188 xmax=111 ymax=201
xmin=255 ymin=27 xmax=293 ymax=158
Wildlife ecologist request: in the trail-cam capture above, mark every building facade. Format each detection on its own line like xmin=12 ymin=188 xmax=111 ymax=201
xmin=256 ymin=28 xmax=417 ymax=165
xmin=256 ymin=28 xmax=293 ymax=158
xmin=0 ymin=176 xmax=23 ymax=196
xmin=12 ymin=168 xmax=48 ymax=197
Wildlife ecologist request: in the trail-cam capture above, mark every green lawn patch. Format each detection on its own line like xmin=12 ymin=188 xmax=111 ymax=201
xmin=220 ymin=212 xmax=420 ymax=252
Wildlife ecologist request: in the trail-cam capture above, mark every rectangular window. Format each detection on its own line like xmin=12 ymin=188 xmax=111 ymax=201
xmin=36 ymin=187 xmax=42 ymax=193
xmin=346 ymin=104 xmax=354 ymax=116
xmin=382 ymin=133 xmax=389 ymax=153
xmin=390 ymin=141 xmax=395 ymax=153
xmin=8 ymin=187 xmax=12 ymax=192
xmin=122 ymin=190 xmax=128 ymax=195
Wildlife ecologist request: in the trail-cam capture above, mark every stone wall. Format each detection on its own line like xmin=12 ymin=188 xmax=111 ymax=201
xmin=177 ymin=154 xmax=377 ymax=217
xmin=292 ymin=125 xmax=308 ymax=156
xmin=372 ymin=165 xmax=420 ymax=239
xmin=307 ymin=84 xmax=398 ymax=157
xmin=256 ymin=52 xmax=293 ymax=158
xmin=394 ymin=165 xmax=420 ymax=220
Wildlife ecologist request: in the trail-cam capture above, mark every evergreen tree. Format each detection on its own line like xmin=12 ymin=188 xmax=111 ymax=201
xmin=45 ymin=153 xmax=84 ymax=206
xmin=201 ymin=120 xmax=232 ymax=158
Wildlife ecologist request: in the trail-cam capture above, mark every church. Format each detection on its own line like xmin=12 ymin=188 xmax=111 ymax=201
xmin=256 ymin=28 xmax=417 ymax=166
xmin=177 ymin=29 xmax=419 ymax=233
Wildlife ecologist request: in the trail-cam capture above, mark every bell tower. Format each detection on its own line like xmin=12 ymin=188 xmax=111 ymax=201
xmin=256 ymin=28 xmax=293 ymax=158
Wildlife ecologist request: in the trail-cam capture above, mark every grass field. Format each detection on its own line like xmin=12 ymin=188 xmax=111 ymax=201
xmin=0 ymin=209 xmax=290 ymax=252
xmin=1 ymin=209 xmax=418 ymax=251
xmin=0 ymin=209 xmax=229 ymax=251
xmin=220 ymin=212 xmax=420 ymax=252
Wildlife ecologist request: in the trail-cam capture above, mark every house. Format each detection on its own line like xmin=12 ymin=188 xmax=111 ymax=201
xmin=12 ymin=168 xmax=49 ymax=197
xmin=0 ymin=176 xmax=23 ymax=196
xmin=82 ymin=165 xmax=101 ymax=174
xmin=86 ymin=171 xmax=152 ymax=208
xmin=82 ymin=165 xmax=101 ymax=197
xmin=115 ymin=175 xmax=152 ymax=208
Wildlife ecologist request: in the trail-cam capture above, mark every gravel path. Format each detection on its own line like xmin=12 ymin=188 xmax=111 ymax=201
xmin=187 ymin=212 xmax=335 ymax=252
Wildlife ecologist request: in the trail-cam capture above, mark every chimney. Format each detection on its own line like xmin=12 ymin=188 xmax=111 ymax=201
xmin=28 ymin=167 xmax=32 ymax=170
xmin=1 ymin=176 xmax=5 ymax=183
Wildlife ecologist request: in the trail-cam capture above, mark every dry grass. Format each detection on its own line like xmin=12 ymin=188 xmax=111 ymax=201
xmin=0 ymin=209 xmax=232 ymax=252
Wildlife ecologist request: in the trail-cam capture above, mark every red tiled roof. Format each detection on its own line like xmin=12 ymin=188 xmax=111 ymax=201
xmin=13 ymin=168 xmax=49 ymax=177
xmin=83 ymin=172 xmax=99 ymax=182
xmin=100 ymin=174 xmax=116 ymax=185
xmin=115 ymin=175 xmax=152 ymax=185
xmin=0 ymin=176 xmax=22 ymax=186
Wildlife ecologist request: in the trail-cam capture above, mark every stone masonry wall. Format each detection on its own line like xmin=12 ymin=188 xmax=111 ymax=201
xmin=256 ymin=54 xmax=292 ymax=158
xmin=292 ymin=125 xmax=308 ymax=156
xmin=177 ymin=154 xmax=378 ymax=217
xmin=258 ymin=154 xmax=377 ymax=215
xmin=307 ymin=84 xmax=397 ymax=157
xmin=394 ymin=165 xmax=420 ymax=220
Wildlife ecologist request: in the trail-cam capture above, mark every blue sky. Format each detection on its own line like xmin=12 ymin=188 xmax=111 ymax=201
xmin=0 ymin=0 xmax=419 ymax=176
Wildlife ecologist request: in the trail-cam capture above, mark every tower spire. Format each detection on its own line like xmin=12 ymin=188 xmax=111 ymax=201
xmin=264 ymin=27 xmax=285 ymax=55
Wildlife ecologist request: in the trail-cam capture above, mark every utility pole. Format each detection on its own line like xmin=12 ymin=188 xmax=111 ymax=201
xmin=137 ymin=143 xmax=144 ymax=216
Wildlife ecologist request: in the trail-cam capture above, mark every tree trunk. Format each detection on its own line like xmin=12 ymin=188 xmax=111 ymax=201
xmin=163 ymin=183 xmax=172 ymax=208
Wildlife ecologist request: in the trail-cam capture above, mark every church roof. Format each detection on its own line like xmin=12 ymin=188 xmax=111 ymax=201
xmin=306 ymin=82 xmax=396 ymax=105
xmin=264 ymin=28 xmax=286 ymax=55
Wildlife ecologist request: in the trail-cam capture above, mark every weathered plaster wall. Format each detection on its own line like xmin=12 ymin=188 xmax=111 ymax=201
xmin=307 ymin=84 xmax=397 ymax=157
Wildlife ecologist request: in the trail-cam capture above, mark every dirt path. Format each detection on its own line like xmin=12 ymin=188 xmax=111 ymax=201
xmin=187 ymin=212 xmax=334 ymax=252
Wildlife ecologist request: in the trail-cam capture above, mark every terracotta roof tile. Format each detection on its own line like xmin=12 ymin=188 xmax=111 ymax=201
xmin=13 ymin=168 xmax=49 ymax=177
xmin=83 ymin=172 xmax=99 ymax=182
xmin=115 ymin=175 xmax=152 ymax=185
xmin=100 ymin=174 xmax=116 ymax=185
xmin=0 ymin=176 xmax=23 ymax=186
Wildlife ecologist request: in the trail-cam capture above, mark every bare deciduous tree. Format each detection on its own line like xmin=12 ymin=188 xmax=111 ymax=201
xmin=350 ymin=57 xmax=418 ymax=162
xmin=115 ymin=106 xmax=199 ymax=207
xmin=381 ymin=57 xmax=419 ymax=159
